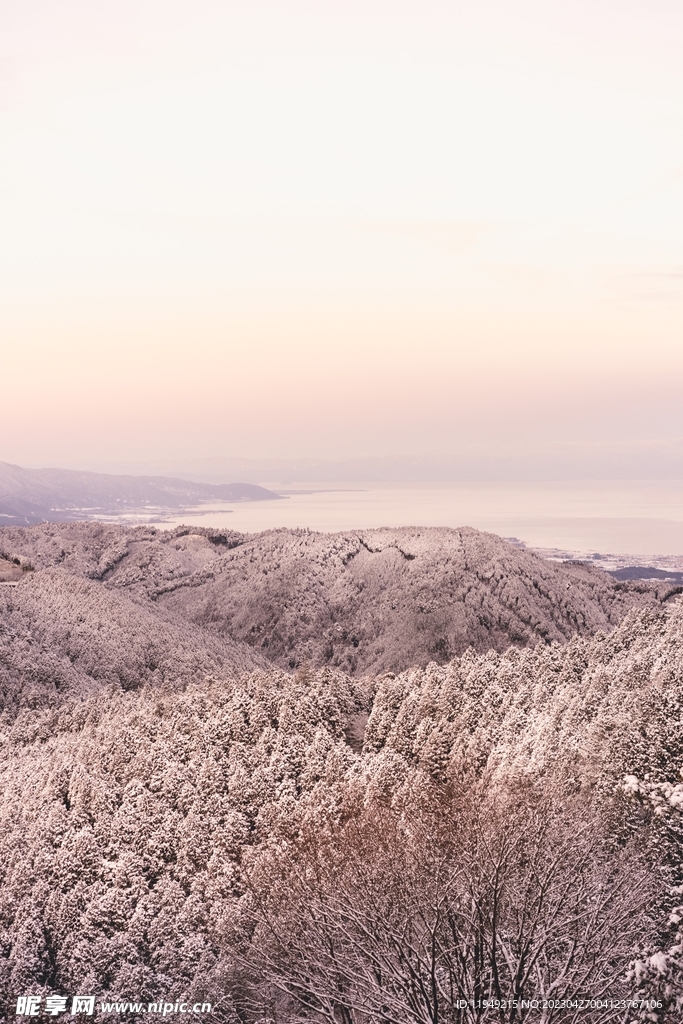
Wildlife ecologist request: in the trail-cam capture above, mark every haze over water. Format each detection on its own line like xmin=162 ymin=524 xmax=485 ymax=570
xmin=158 ymin=480 xmax=683 ymax=560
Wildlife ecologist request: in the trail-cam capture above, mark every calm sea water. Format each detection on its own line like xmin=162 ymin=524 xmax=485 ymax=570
xmin=155 ymin=481 xmax=683 ymax=559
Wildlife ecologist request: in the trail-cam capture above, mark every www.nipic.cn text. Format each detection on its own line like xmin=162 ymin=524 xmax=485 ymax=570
xmin=15 ymin=996 xmax=212 ymax=1016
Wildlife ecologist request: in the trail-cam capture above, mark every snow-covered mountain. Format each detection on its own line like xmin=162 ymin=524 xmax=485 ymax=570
xmin=1 ymin=520 xmax=681 ymax=1018
xmin=1 ymin=521 xmax=675 ymax=682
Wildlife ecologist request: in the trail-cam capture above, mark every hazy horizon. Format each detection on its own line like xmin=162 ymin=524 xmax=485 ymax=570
xmin=7 ymin=442 xmax=683 ymax=484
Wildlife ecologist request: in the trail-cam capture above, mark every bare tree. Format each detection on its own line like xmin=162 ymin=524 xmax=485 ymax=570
xmin=233 ymin=780 xmax=656 ymax=1024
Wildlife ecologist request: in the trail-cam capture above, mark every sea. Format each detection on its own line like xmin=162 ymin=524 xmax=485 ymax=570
xmin=148 ymin=480 xmax=683 ymax=568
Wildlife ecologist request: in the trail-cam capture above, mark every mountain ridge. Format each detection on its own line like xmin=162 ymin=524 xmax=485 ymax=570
xmin=1 ymin=521 xmax=675 ymax=687
xmin=0 ymin=461 xmax=280 ymax=526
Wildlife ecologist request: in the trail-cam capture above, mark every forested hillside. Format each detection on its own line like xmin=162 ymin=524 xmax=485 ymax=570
xmin=1 ymin=522 xmax=673 ymax=678
xmin=1 ymin=603 xmax=682 ymax=1019
xmin=1 ymin=521 xmax=682 ymax=1020
xmin=0 ymin=569 xmax=268 ymax=717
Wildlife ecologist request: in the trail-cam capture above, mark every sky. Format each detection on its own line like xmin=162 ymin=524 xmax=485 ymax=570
xmin=1 ymin=0 xmax=682 ymax=475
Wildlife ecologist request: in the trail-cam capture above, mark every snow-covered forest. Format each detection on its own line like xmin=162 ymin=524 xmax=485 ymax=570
xmin=1 ymin=522 xmax=672 ymax=678
xmin=1 ymin=523 xmax=682 ymax=1021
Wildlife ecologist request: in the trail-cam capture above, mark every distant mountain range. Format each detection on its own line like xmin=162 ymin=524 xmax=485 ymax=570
xmin=0 ymin=461 xmax=281 ymax=526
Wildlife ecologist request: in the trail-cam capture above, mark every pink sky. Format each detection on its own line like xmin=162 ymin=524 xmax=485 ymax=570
xmin=1 ymin=1 xmax=682 ymax=472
